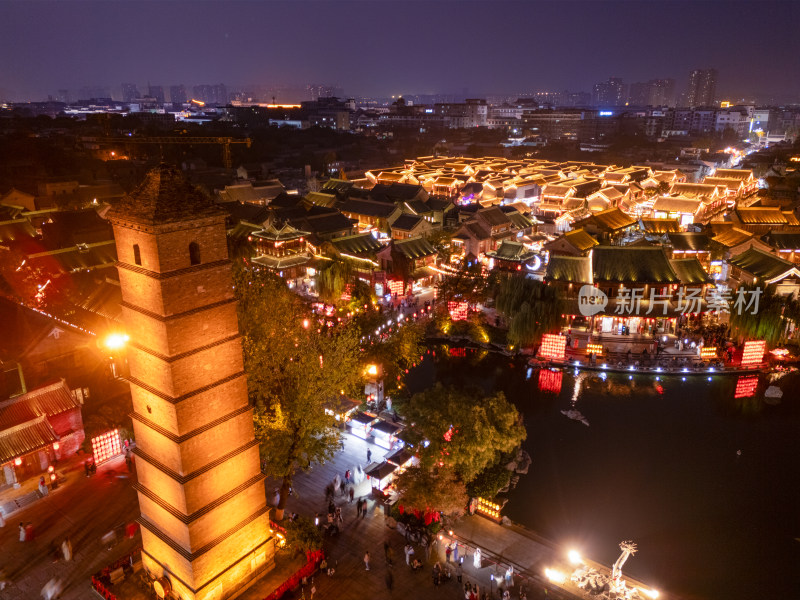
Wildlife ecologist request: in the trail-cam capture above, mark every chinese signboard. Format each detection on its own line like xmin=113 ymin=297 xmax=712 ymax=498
xmin=540 ymin=334 xmax=566 ymax=360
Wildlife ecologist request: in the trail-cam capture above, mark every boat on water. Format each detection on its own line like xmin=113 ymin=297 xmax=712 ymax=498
xmin=561 ymin=409 xmax=590 ymax=426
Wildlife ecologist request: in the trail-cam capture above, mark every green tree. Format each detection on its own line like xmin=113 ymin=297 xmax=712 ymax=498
xmin=495 ymin=274 xmax=562 ymax=347
xmin=233 ymin=261 xmax=362 ymax=519
xmin=728 ymin=284 xmax=800 ymax=344
xmin=392 ymin=465 xmax=467 ymax=517
xmin=435 ymin=263 xmax=492 ymax=307
xmin=398 ymin=383 xmax=526 ymax=483
xmin=282 ymin=516 xmax=323 ymax=556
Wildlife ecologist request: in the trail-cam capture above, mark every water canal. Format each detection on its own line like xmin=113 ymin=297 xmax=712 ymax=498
xmin=405 ymin=346 xmax=800 ymax=600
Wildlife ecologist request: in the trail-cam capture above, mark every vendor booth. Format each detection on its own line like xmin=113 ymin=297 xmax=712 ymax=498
xmin=370 ymin=419 xmax=402 ymax=449
xmin=347 ymin=411 xmax=378 ymax=440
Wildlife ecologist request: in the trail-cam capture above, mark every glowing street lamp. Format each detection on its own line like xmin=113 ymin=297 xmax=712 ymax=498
xmin=544 ymin=568 xmax=567 ymax=584
xmin=104 ymin=333 xmax=129 ymax=351
xmin=568 ymin=549 xmax=582 ymax=564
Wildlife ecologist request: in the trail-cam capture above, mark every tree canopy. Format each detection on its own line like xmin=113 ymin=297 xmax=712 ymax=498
xmin=233 ymin=261 xmax=362 ymax=516
xmin=392 ymin=466 xmax=467 ymax=518
xmin=494 ymin=274 xmax=562 ymax=347
xmin=397 ymin=383 xmax=526 ymax=484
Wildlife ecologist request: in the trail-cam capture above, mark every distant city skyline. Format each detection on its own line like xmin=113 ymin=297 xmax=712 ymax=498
xmin=1 ymin=1 xmax=798 ymax=103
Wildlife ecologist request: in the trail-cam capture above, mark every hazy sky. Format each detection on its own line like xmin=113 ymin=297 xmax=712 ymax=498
xmin=1 ymin=0 xmax=798 ymax=101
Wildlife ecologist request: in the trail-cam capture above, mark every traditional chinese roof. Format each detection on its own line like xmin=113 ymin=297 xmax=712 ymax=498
xmin=0 ymin=219 xmax=37 ymax=244
xmin=764 ymin=231 xmax=800 ymax=251
xmin=251 ymin=223 xmax=309 ymax=242
xmin=392 ymin=236 xmax=437 ymax=260
xmin=486 ymin=241 xmax=536 ymax=262
xmin=584 ymin=207 xmax=637 ymax=232
xmin=670 ymin=258 xmax=712 ymax=285
xmin=329 ymin=233 xmax=382 ymax=256
xmin=545 ymin=255 xmax=592 ymax=284
xmin=702 ymin=177 xmax=745 ymax=191
xmin=667 ymin=232 xmax=712 ymax=252
xmin=25 ymin=240 xmax=118 ymax=275
xmin=251 ymin=253 xmax=313 ymax=270
xmin=735 ymin=207 xmax=788 ymax=225
xmin=729 ymin=247 xmax=796 ymax=280
xmin=713 ymin=169 xmax=754 ymax=181
xmin=563 ymin=228 xmax=599 ymax=252
xmin=592 ymin=246 xmax=679 ymax=284
xmin=385 ymin=447 xmax=413 ymax=466
xmin=652 ymin=197 xmax=702 ymax=214
xmin=670 ymin=183 xmax=722 ymax=198
xmin=712 ymin=227 xmax=754 ymax=248
xmin=109 ymin=164 xmax=224 ymax=226
xmin=0 ymin=415 xmax=59 ymax=464
xmin=338 ymin=198 xmax=399 ymax=219
xmin=391 ymin=214 xmax=424 ymax=232
xmin=0 ymin=380 xmax=79 ymax=428
xmin=640 ymin=218 xmax=681 ymax=234
xmin=476 ymin=206 xmax=512 ymax=227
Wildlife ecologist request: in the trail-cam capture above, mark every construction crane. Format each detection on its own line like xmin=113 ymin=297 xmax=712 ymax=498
xmin=93 ymin=136 xmax=252 ymax=169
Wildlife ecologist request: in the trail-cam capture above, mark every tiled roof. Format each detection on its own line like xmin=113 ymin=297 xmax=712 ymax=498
xmin=671 ymin=183 xmax=721 ymax=198
xmin=487 ymin=241 xmax=536 ymax=262
xmin=0 ymin=416 xmax=59 ymax=464
xmin=735 ymin=207 xmax=787 ymax=225
xmin=592 ymin=246 xmax=679 ymax=284
xmin=289 ymin=213 xmax=356 ymax=235
xmin=652 ymin=197 xmax=702 ymax=214
xmin=0 ymin=380 xmax=78 ymax=422
xmin=712 ymin=227 xmax=754 ymax=248
xmin=640 ymin=218 xmax=681 ymax=233
xmin=563 ymin=229 xmax=599 ymax=252
xmin=338 ymin=198 xmax=399 ymax=219
xmin=391 ymin=214 xmax=424 ymax=232
xmin=545 ymin=255 xmax=592 ymax=284
xmin=729 ymin=247 xmax=796 ymax=280
xmin=713 ymin=169 xmax=754 ymax=181
xmin=252 ymin=254 xmax=313 ymax=270
xmin=393 ymin=236 xmax=437 ymax=260
xmin=477 ymin=206 xmax=512 ymax=227
xmin=0 ymin=219 xmax=37 ymax=244
xmin=329 ymin=233 xmax=383 ymax=256
xmin=670 ymin=258 xmax=712 ymax=285
xmin=667 ymin=232 xmax=712 ymax=252
xmin=765 ymin=231 xmax=800 ymax=250
xmin=26 ymin=240 xmax=117 ymax=275
xmin=252 ymin=223 xmax=309 ymax=242
xmin=109 ymin=164 xmax=224 ymax=225
xmin=588 ymin=208 xmax=637 ymax=231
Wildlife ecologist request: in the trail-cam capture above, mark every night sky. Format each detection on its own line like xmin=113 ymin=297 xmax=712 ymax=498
xmin=1 ymin=0 xmax=798 ymax=101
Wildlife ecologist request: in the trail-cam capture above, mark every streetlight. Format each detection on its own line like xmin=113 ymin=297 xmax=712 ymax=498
xmin=490 ymin=573 xmax=494 ymax=599
xmin=104 ymin=333 xmax=129 ymax=351
xmin=568 ymin=549 xmax=582 ymax=564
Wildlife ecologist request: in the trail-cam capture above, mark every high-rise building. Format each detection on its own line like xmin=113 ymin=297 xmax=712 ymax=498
xmin=148 ymin=85 xmax=165 ymax=104
xmin=108 ymin=165 xmax=275 ymax=600
xmin=627 ymin=79 xmax=676 ymax=106
xmin=170 ymin=85 xmax=188 ymax=105
xmin=122 ymin=83 xmax=140 ymax=103
xmin=592 ymin=78 xmax=626 ymax=106
xmin=193 ymin=84 xmax=228 ymax=105
xmin=308 ymin=84 xmax=336 ymax=101
xmin=685 ymin=69 xmax=717 ymax=107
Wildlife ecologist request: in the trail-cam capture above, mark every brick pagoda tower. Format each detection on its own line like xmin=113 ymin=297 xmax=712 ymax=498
xmin=109 ymin=165 xmax=274 ymax=600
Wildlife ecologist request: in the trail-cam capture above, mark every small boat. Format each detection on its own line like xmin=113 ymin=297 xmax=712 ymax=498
xmin=561 ymin=409 xmax=590 ymax=426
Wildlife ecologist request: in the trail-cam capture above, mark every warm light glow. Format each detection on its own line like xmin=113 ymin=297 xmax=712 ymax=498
xmin=734 ymin=375 xmax=758 ymax=399
xmin=53 ymin=442 xmax=59 ymax=450
xmin=770 ymin=348 xmax=788 ymax=357
xmin=448 ymin=301 xmax=469 ymax=321
xmin=641 ymin=589 xmax=660 ymax=599
xmin=302 ymin=319 xmax=310 ymax=329
xmin=104 ymin=333 xmax=130 ymax=350
xmin=741 ymin=340 xmax=766 ymax=366
xmin=366 ymin=364 xmax=378 ymax=376
xmin=91 ymin=429 xmax=122 ymax=464
xmin=538 ymin=369 xmax=563 ymax=394
xmin=14 ymin=457 xmax=22 ymax=466
xmin=540 ymin=334 xmax=567 ymax=360
xmin=568 ymin=549 xmax=582 ymax=564
xmin=586 ymin=343 xmax=603 ymax=355
xmin=545 ymin=568 xmax=567 ymax=584
xmin=700 ymin=347 xmax=717 ymax=359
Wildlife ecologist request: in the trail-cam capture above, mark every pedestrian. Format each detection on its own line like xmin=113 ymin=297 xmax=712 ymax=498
xmin=19 ymin=522 xmax=26 ymax=542
xmin=364 ymin=551 xmax=370 ymax=571
xmin=38 ymin=476 xmax=49 ymax=496
xmin=125 ymin=449 xmax=132 ymax=471
xmin=84 ymin=460 xmax=90 ymax=477
xmin=339 ymin=479 xmax=345 ymax=497
xmin=361 ymin=498 xmax=368 ymax=518
xmin=348 ymin=487 xmax=354 ymax=503
xmin=0 ymin=567 xmax=9 ymax=590
xmin=366 ymin=448 xmax=372 ymax=463
xmin=355 ymin=498 xmax=361 ymax=517
xmin=345 ymin=469 xmax=351 ymax=484
xmin=310 ymin=578 xmax=316 ymax=599
xmin=433 ymin=562 xmax=441 ymax=587
xmin=40 ymin=577 xmax=62 ymax=600
xmin=456 ymin=562 xmax=463 ymax=583
xmin=446 ymin=543 xmax=452 ymax=563
xmin=335 ymin=506 xmax=343 ymax=525
xmin=328 ymin=500 xmax=335 ymax=515
xmin=61 ymin=537 xmax=73 ymax=561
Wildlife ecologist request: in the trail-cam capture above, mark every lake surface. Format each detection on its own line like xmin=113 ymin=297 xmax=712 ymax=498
xmin=406 ymin=346 xmax=800 ymax=600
